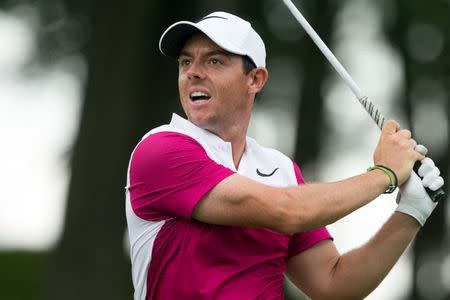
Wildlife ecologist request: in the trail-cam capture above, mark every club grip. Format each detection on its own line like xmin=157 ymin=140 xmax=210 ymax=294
xmin=413 ymin=162 xmax=445 ymax=202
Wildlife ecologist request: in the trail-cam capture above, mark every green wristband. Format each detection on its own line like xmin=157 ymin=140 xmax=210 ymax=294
xmin=367 ymin=165 xmax=398 ymax=194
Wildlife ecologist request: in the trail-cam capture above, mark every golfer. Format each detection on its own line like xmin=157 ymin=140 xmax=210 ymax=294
xmin=125 ymin=11 xmax=444 ymax=300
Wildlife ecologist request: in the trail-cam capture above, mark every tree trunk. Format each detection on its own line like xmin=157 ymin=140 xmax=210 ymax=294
xmin=44 ymin=0 xmax=197 ymax=299
xmin=292 ymin=0 xmax=338 ymax=171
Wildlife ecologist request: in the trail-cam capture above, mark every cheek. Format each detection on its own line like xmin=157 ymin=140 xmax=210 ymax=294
xmin=226 ymin=77 xmax=249 ymax=100
xmin=177 ymin=77 xmax=189 ymax=110
xmin=218 ymin=73 xmax=247 ymax=93
xmin=178 ymin=74 xmax=184 ymax=89
xmin=178 ymin=76 xmax=188 ymax=96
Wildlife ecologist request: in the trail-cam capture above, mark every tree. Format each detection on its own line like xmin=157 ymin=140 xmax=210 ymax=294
xmin=382 ymin=0 xmax=449 ymax=298
xmin=44 ymin=0 xmax=194 ymax=298
xmin=291 ymin=0 xmax=340 ymax=174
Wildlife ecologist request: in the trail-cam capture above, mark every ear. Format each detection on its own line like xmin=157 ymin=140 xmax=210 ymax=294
xmin=248 ymin=67 xmax=269 ymax=95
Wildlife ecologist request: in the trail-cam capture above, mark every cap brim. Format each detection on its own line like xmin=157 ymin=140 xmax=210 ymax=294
xmin=159 ymin=21 xmax=202 ymax=59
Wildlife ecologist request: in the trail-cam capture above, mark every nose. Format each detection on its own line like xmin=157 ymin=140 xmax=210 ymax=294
xmin=186 ymin=60 xmax=206 ymax=80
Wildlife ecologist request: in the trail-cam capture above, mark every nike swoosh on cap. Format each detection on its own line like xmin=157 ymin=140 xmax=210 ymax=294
xmin=256 ymin=168 xmax=279 ymax=177
xmin=200 ymin=15 xmax=228 ymax=21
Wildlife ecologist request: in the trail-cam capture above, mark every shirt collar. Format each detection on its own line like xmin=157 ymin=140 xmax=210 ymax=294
xmin=170 ymin=113 xmax=231 ymax=147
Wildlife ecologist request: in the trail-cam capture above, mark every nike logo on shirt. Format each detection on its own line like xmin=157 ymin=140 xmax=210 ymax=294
xmin=256 ymin=168 xmax=279 ymax=177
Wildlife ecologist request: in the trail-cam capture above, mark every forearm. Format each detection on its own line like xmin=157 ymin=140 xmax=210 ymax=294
xmin=325 ymin=212 xmax=420 ymax=299
xmin=280 ymin=169 xmax=390 ymax=232
xmin=194 ymin=168 xmax=392 ymax=234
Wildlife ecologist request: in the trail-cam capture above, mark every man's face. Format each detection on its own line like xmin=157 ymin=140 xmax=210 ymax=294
xmin=178 ymin=33 xmax=253 ymax=135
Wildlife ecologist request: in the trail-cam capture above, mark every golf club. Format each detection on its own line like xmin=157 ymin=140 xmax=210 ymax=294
xmin=281 ymin=0 xmax=445 ymax=202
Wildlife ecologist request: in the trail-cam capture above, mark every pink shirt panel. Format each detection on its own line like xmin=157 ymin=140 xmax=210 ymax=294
xmin=128 ymin=131 xmax=235 ymax=221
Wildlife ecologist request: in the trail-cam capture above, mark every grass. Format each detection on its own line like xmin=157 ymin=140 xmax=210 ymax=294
xmin=0 ymin=251 xmax=48 ymax=300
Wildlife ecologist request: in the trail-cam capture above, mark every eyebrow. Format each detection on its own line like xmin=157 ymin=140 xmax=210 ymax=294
xmin=178 ymin=49 xmax=235 ymax=58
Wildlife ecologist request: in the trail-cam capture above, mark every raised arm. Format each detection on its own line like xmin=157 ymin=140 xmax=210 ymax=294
xmin=285 ymin=158 xmax=444 ymax=299
xmin=193 ymin=120 xmax=423 ymax=233
xmin=285 ymin=212 xmax=419 ymax=299
xmin=194 ymin=170 xmax=389 ymax=233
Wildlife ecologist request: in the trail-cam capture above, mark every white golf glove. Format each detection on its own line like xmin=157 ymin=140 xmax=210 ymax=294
xmin=395 ymin=157 xmax=444 ymax=226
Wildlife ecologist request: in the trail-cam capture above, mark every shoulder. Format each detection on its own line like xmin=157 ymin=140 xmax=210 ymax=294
xmin=136 ymin=131 xmax=204 ymax=156
xmin=131 ymin=131 xmax=207 ymax=171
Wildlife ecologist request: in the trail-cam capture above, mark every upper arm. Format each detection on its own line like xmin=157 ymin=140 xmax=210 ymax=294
xmin=286 ymin=239 xmax=340 ymax=299
xmin=128 ymin=132 xmax=234 ymax=220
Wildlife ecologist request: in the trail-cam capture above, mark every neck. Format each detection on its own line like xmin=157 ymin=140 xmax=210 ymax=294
xmin=206 ymin=114 xmax=251 ymax=169
xmin=230 ymin=135 xmax=247 ymax=169
xmin=209 ymin=123 xmax=248 ymax=169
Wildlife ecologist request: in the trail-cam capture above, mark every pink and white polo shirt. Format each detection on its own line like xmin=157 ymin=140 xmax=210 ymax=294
xmin=125 ymin=113 xmax=332 ymax=300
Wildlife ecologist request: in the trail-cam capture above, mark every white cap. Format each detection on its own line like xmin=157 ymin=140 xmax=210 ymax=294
xmin=159 ymin=11 xmax=266 ymax=67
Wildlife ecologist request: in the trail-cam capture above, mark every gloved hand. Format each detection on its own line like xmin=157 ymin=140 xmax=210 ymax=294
xmin=395 ymin=157 xmax=444 ymax=226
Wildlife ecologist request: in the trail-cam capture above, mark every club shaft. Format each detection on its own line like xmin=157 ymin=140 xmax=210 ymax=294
xmin=281 ymin=0 xmax=445 ymax=202
xmin=281 ymin=0 xmax=385 ymax=129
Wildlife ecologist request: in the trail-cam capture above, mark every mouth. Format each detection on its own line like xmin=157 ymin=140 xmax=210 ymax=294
xmin=190 ymin=91 xmax=211 ymax=102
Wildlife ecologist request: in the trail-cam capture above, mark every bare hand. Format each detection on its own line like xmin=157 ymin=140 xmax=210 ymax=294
xmin=373 ymin=120 xmax=424 ymax=185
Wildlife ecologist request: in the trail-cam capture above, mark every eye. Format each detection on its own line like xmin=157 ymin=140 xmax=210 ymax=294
xmin=178 ymin=58 xmax=192 ymax=67
xmin=209 ymin=58 xmax=222 ymax=65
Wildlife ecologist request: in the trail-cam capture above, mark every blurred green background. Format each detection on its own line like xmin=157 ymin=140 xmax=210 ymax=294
xmin=0 ymin=0 xmax=448 ymax=299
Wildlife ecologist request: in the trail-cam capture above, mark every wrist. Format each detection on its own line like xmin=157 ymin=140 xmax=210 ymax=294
xmin=366 ymin=168 xmax=391 ymax=194
xmin=367 ymin=165 xmax=398 ymax=193
xmin=393 ymin=211 xmax=422 ymax=229
xmin=396 ymin=202 xmax=426 ymax=226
